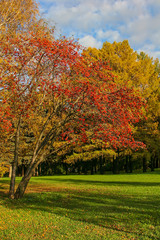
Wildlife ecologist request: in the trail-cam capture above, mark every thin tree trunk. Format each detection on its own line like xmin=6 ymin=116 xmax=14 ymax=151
xmin=94 ymin=159 xmax=97 ymax=173
xmin=14 ymin=167 xmax=34 ymax=199
xmin=125 ymin=155 xmax=129 ymax=173
xmin=113 ymin=155 xmax=119 ymax=174
xmin=14 ymin=142 xmax=68 ymax=199
xmin=129 ymin=155 xmax=132 ymax=173
xmin=14 ymin=152 xmax=46 ymax=199
xmin=99 ymin=156 xmax=103 ymax=174
xmin=65 ymin=163 xmax=68 ymax=175
xmin=151 ymin=155 xmax=154 ymax=172
xmin=143 ymin=156 xmax=147 ymax=172
xmin=14 ymin=160 xmax=38 ymax=199
xmin=9 ymin=116 xmax=21 ymax=199
xmin=32 ymin=168 xmax=35 ymax=176
xmin=9 ymin=165 xmax=12 ymax=178
xmin=91 ymin=159 xmax=94 ymax=175
xmin=22 ymin=165 xmax=25 ymax=176
xmin=112 ymin=155 xmax=115 ymax=174
xmin=36 ymin=167 xmax=39 ymax=176
xmin=77 ymin=161 xmax=80 ymax=175
xmin=39 ymin=164 xmax=41 ymax=176
xmin=116 ymin=156 xmax=119 ymax=174
xmin=155 ymin=154 xmax=159 ymax=168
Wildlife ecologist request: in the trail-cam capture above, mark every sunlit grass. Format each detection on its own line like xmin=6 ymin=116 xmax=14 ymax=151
xmin=0 ymin=170 xmax=160 ymax=239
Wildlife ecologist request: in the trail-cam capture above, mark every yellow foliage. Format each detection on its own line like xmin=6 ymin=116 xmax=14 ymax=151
xmin=0 ymin=0 xmax=39 ymax=35
xmin=0 ymin=162 xmax=9 ymax=178
xmin=85 ymin=41 xmax=160 ymax=151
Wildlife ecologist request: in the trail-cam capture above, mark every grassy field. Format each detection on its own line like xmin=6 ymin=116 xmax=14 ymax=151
xmin=0 ymin=171 xmax=160 ymax=240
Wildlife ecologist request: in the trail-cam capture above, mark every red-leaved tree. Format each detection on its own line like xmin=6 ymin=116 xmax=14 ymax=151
xmin=0 ymin=32 xmax=145 ymax=199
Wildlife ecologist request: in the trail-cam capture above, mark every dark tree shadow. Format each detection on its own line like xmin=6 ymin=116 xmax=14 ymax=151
xmin=0 ymin=174 xmax=160 ymax=238
xmin=1 ymin=182 xmax=160 ymax=232
xmin=37 ymin=177 xmax=160 ymax=187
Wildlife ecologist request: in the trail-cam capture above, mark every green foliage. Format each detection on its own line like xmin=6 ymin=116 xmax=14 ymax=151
xmin=65 ymin=149 xmax=116 ymax=163
xmin=64 ymin=140 xmax=116 ymax=164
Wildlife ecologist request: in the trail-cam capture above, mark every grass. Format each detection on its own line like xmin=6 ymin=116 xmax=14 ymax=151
xmin=0 ymin=171 xmax=160 ymax=240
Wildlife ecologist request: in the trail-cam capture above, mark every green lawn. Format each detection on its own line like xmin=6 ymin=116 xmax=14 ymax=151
xmin=0 ymin=171 xmax=160 ymax=240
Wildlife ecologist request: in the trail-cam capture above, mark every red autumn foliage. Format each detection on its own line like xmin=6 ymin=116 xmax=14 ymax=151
xmin=0 ymin=32 xmax=147 ymax=199
xmin=0 ymin=33 xmax=146 ymax=150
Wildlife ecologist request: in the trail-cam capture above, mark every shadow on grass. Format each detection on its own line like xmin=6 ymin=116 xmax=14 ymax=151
xmin=1 ymin=181 xmax=160 ymax=236
xmin=0 ymin=173 xmax=160 ymax=239
xmin=35 ymin=177 xmax=160 ymax=187
xmin=0 ymin=178 xmax=11 ymax=184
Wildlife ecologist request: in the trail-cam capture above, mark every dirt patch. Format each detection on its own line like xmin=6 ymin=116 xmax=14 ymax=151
xmin=0 ymin=182 xmax=93 ymax=197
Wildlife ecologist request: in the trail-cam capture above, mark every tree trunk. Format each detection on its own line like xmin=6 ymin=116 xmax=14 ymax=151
xmin=9 ymin=165 xmax=12 ymax=178
xmin=14 ymin=161 xmax=37 ymax=199
xmin=14 ymin=172 xmax=33 ymax=199
xmin=155 ymin=154 xmax=160 ymax=168
xmin=143 ymin=156 xmax=147 ymax=172
xmin=94 ymin=159 xmax=97 ymax=173
xmin=39 ymin=164 xmax=41 ymax=176
xmin=113 ymin=155 xmax=119 ymax=174
xmin=65 ymin=163 xmax=68 ymax=175
xmin=125 ymin=155 xmax=128 ymax=173
xmin=112 ymin=155 xmax=115 ymax=174
xmin=99 ymin=156 xmax=103 ymax=174
xmin=32 ymin=168 xmax=35 ymax=176
xmin=77 ymin=161 xmax=80 ymax=175
xmin=14 ymin=152 xmax=47 ymax=199
xmin=116 ymin=156 xmax=119 ymax=174
xmin=129 ymin=155 xmax=132 ymax=173
xmin=150 ymin=155 xmax=154 ymax=172
xmin=91 ymin=160 xmax=94 ymax=175
xmin=22 ymin=165 xmax=25 ymax=176
xmin=9 ymin=116 xmax=21 ymax=199
xmin=35 ymin=167 xmax=38 ymax=176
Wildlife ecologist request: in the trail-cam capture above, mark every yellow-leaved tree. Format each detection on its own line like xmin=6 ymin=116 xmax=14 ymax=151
xmin=85 ymin=41 xmax=160 ymax=166
xmin=0 ymin=0 xmax=44 ymax=179
xmin=0 ymin=0 xmax=39 ymax=36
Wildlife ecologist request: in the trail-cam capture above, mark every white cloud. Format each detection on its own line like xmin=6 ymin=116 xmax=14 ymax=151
xmin=39 ymin=0 xmax=160 ymax=59
xmin=79 ymin=35 xmax=102 ymax=48
xmin=97 ymin=29 xmax=121 ymax=42
xmin=138 ymin=44 xmax=160 ymax=60
xmin=121 ymin=11 xmax=160 ymax=52
xmin=46 ymin=2 xmax=102 ymax=33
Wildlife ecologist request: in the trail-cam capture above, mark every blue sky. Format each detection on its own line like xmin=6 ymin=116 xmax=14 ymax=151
xmin=37 ymin=0 xmax=160 ymax=60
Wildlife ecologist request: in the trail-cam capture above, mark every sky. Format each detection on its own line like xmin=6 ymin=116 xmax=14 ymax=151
xmin=37 ymin=0 xmax=160 ymax=60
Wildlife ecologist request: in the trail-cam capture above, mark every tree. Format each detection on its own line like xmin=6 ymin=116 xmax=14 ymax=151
xmin=0 ymin=31 xmax=146 ymax=199
xmin=63 ymin=140 xmax=116 ymax=175
xmin=0 ymin=0 xmax=39 ymax=36
xmin=85 ymin=41 xmax=160 ymax=166
xmin=0 ymin=0 xmax=55 ymax=180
